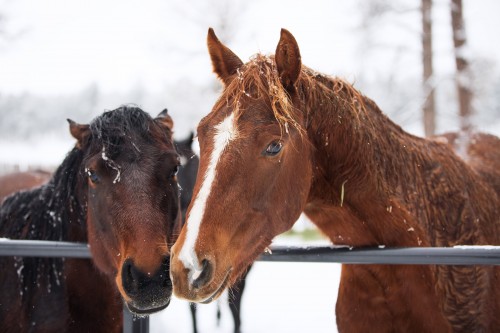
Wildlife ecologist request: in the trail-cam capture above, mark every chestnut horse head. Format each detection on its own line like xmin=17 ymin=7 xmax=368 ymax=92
xmin=170 ymin=29 xmax=312 ymax=303
xmin=170 ymin=28 xmax=500 ymax=333
xmin=71 ymin=106 xmax=181 ymax=314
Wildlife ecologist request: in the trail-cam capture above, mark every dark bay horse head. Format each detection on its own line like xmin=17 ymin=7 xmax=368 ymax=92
xmin=71 ymin=106 xmax=181 ymax=314
xmin=170 ymin=29 xmax=312 ymax=303
xmin=0 ymin=106 xmax=182 ymax=331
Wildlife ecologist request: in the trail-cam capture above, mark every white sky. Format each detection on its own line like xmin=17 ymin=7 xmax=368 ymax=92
xmin=0 ymin=0 xmax=499 ymax=96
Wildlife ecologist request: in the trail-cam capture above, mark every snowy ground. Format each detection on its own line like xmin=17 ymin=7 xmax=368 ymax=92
xmin=151 ymin=261 xmax=341 ymax=333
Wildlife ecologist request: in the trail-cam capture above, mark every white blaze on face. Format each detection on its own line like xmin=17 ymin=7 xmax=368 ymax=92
xmin=178 ymin=113 xmax=237 ymax=281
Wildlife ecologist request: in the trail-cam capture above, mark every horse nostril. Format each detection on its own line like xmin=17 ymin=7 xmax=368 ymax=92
xmin=192 ymin=259 xmax=213 ymax=289
xmin=122 ymin=259 xmax=141 ymax=296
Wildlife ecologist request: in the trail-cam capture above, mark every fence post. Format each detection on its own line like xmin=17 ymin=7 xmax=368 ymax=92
xmin=123 ymin=305 xmax=150 ymax=333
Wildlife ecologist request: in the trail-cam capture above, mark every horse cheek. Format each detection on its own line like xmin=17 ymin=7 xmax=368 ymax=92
xmin=273 ymin=146 xmax=312 ymax=235
xmin=86 ymin=214 xmax=119 ymax=277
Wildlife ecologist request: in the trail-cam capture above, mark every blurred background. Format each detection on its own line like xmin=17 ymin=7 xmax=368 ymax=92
xmin=0 ymin=0 xmax=499 ymax=332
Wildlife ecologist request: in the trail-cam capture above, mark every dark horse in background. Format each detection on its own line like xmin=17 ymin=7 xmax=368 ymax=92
xmin=0 ymin=106 xmax=181 ymax=332
xmin=170 ymin=29 xmax=500 ymax=332
xmin=175 ymin=132 xmax=249 ymax=333
xmin=0 ymin=170 xmax=51 ymax=203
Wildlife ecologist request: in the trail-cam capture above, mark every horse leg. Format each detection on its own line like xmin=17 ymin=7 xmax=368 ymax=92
xmin=228 ymin=264 xmax=251 ymax=333
xmin=189 ymin=302 xmax=198 ymax=333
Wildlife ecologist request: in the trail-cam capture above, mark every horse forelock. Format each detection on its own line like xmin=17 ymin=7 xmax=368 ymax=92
xmin=87 ymin=105 xmax=169 ymax=161
xmin=212 ymin=54 xmax=304 ymax=136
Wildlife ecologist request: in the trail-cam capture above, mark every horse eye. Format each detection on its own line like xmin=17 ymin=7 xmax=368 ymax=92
xmin=171 ymin=165 xmax=179 ymax=177
xmin=85 ymin=168 xmax=100 ymax=184
xmin=263 ymin=141 xmax=283 ymax=156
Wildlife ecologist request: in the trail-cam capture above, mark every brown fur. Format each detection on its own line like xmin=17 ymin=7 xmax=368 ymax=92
xmin=170 ymin=29 xmax=500 ymax=332
xmin=0 ymin=170 xmax=51 ymax=203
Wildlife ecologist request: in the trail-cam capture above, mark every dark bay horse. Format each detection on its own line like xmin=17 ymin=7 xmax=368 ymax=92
xmin=0 ymin=170 xmax=51 ymax=203
xmin=0 ymin=106 xmax=181 ymax=332
xmin=175 ymin=132 xmax=249 ymax=333
xmin=170 ymin=29 xmax=500 ymax=332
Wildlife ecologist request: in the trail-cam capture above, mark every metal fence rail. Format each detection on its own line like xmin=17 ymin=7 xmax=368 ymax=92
xmin=2 ymin=239 xmax=500 ymax=333
xmin=2 ymin=239 xmax=500 ymax=265
xmin=0 ymin=239 xmax=91 ymax=258
xmin=259 ymin=245 xmax=500 ymax=265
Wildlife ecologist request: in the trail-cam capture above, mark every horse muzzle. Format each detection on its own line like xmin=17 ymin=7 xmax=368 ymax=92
xmin=120 ymin=256 xmax=173 ymax=315
xmin=170 ymin=251 xmax=232 ymax=303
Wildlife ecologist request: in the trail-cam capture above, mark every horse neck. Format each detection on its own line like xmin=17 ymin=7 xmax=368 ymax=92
xmin=302 ymin=78 xmax=435 ymax=246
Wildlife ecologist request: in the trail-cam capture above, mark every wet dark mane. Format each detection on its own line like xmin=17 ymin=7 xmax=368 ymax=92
xmin=0 ymin=146 xmax=85 ymax=303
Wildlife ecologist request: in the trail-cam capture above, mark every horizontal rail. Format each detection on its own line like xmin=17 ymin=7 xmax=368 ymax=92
xmin=259 ymin=245 xmax=500 ymax=265
xmin=0 ymin=239 xmax=91 ymax=258
xmin=2 ymin=239 xmax=500 ymax=265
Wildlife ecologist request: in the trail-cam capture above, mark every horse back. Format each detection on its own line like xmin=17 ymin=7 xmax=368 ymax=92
xmin=437 ymin=132 xmax=500 ymax=198
xmin=0 ymin=170 xmax=51 ymax=203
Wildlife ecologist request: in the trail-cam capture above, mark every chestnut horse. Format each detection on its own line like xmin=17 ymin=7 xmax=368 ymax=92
xmin=170 ymin=29 xmax=500 ymax=332
xmin=0 ymin=170 xmax=51 ymax=203
xmin=175 ymin=132 xmax=249 ymax=333
xmin=0 ymin=106 xmax=181 ymax=332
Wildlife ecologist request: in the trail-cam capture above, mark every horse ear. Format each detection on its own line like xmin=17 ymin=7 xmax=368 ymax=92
xmin=156 ymin=108 xmax=174 ymax=131
xmin=275 ymin=28 xmax=302 ymax=91
xmin=207 ymin=28 xmax=243 ymax=86
xmin=67 ymin=119 xmax=90 ymax=147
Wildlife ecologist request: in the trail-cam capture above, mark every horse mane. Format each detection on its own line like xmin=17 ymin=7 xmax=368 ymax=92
xmin=0 ymin=146 xmax=85 ymax=303
xmin=213 ymin=54 xmax=373 ymax=137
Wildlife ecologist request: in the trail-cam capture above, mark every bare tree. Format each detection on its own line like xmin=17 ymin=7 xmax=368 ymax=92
xmin=450 ymin=0 xmax=473 ymax=132
xmin=421 ymin=0 xmax=436 ymax=136
xmin=357 ymin=0 xmax=441 ymax=135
